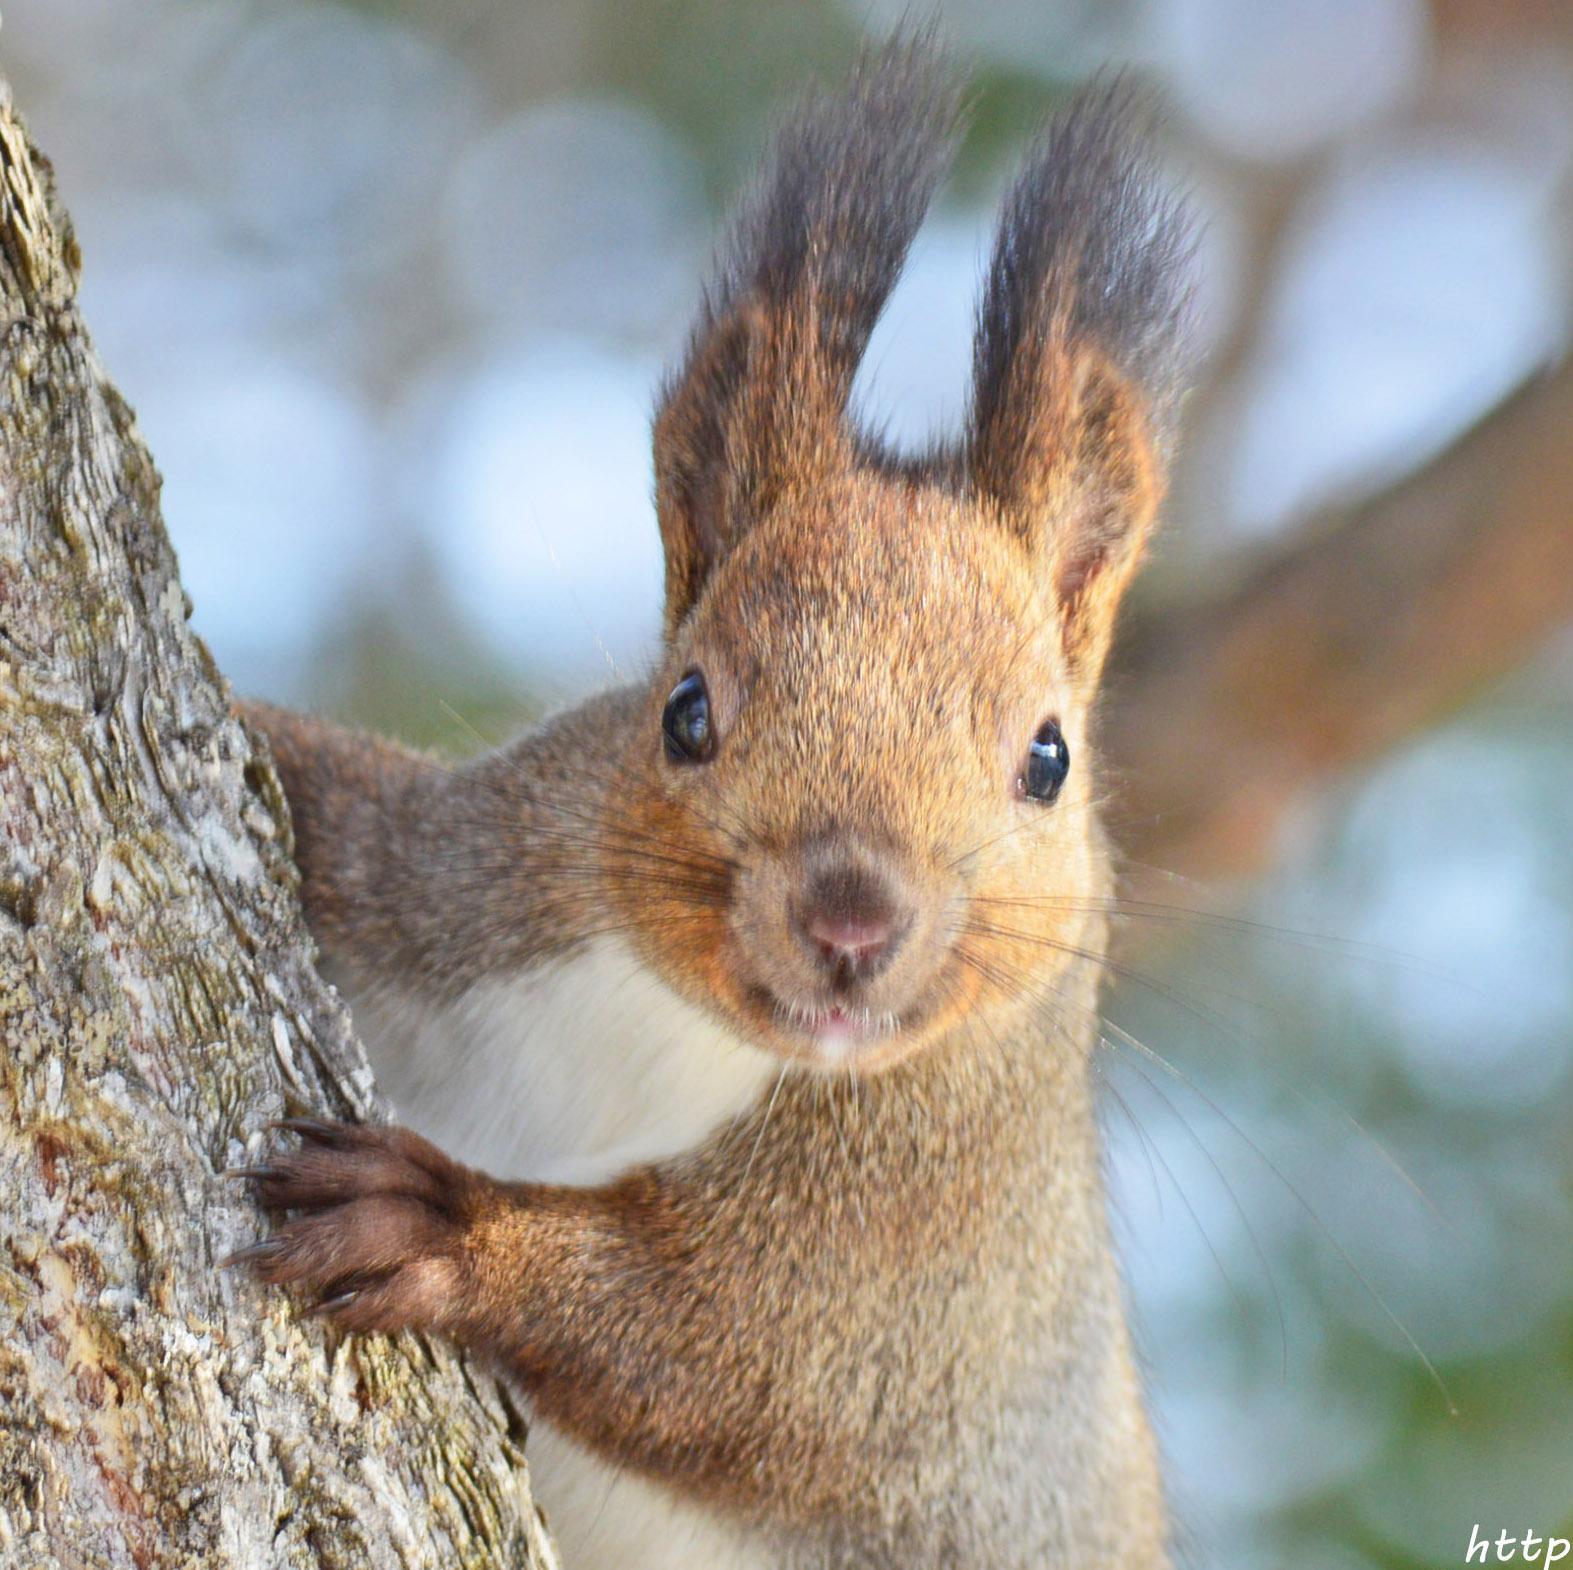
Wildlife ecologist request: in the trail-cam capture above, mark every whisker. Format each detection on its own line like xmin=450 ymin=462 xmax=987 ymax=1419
xmin=954 ymin=936 xmax=1451 ymax=1408
xmin=968 ymin=892 xmax=1472 ymax=990
xmin=1093 ymin=1060 xmax=1166 ymax=1222
xmin=1118 ymin=1024 xmax=1456 ymax=1414
xmin=739 ymin=1065 xmax=790 ymax=1195
xmin=1096 ymin=1055 xmax=1257 ymax=1334
xmin=1106 ymin=1048 xmax=1287 ymax=1378
xmin=961 ymin=915 xmax=1450 ymax=1230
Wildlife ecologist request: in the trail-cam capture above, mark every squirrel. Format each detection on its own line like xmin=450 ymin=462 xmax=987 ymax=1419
xmin=229 ymin=36 xmax=1195 ymax=1570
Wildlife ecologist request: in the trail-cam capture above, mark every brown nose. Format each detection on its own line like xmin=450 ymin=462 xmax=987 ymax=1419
xmin=795 ymin=861 xmax=906 ymax=984
xmin=805 ymin=910 xmax=894 ymax=968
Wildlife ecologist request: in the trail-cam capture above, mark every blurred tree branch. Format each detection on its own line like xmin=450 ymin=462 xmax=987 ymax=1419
xmin=0 ymin=77 xmax=558 ymax=1570
xmin=1109 ymin=354 xmax=1573 ymax=879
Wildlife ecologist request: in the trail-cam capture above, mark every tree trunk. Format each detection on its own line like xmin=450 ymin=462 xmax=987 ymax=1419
xmin=0 ymin=79 xmax=558 ymax=1570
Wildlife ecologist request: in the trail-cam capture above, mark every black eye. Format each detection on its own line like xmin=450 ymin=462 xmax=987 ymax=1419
xmin=662 ymin=670 xmax=714 ymax=764
xmin=1022 ymin=719 xmax=1070 ymax=804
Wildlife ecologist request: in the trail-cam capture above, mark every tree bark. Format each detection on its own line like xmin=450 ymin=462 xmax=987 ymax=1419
xmin=0 ymin=79 xmax=558 ymax=1570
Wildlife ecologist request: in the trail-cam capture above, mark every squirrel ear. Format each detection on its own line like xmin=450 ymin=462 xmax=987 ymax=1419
xmin=653 ymin=299 xmax=845 ymax=641
xmin=651 ymin=297 xmax=855 ymax=641
xmin=966 ymin=83 xmax=1193 ymax=682
xmin=653 ymin=304 xmax=764 ymax=643
xmin=653 ymin=36 xmax=962 ymax=640
xmin=972 ymin=344 xmax=1165 ymax=681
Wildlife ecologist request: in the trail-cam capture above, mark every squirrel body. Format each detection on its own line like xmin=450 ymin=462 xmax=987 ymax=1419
xmin=342 ymin=914 xmax=781 ymax=1568
xmin=235 ymin=39 xmax=1194 ymax=1569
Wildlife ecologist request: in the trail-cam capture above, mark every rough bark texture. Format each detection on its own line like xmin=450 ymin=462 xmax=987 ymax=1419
xmin=0 ymin=79 xmax=558 ymax=1570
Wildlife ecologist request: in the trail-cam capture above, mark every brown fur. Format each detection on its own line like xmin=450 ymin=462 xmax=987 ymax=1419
xmin=234 ymin=39 xmax=1193 ymax=1569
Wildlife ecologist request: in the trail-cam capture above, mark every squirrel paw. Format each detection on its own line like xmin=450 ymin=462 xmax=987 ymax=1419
xmin=225 ymin=1118 xmax=483 ymax=1336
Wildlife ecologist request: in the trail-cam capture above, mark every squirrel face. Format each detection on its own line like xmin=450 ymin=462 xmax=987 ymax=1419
xmin=608 ymin=466 xmax=1115 ymax=1073
xmin=597 ymin=54 xmax=1189 ymax=1074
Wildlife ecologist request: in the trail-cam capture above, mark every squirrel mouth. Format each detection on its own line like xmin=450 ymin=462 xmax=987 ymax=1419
xmin=768 ymin=997 xmax=905 ymax=1060
xmin=741 ymin=977 xmax=952 ymax=1070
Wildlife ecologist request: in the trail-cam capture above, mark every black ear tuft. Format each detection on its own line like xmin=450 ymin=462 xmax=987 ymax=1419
xmin=967 ymin=81 xmax=1197 ymax=680
xmin=654 ymin=33 xmax=964 ymax=637
xmin=971 ymin=80 xmax=1196 ymax=456
xmin=706 ymin=28 xmax=965 ymax=399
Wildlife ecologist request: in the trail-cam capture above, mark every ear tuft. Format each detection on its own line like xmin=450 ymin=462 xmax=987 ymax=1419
xmin=972 ymin=81 xmax=1195 ymax=458
xmin=710 ymin=29 xmax=964 ymax=398
xmin=968 ymin=81 xmax=1196 ymax=679
xmin=654 ymin=33 xmax=964 ymax=638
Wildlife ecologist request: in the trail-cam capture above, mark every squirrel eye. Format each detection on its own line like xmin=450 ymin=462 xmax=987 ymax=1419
xmin=1022 ymin=718 xmax=1070 ymax=804
xmin=662 ymin=669 xmax=714 ymax=764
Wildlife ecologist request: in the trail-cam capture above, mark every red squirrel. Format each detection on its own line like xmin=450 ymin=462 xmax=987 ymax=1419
xmin=231 ymin=37 xmax=1194 ymax=1569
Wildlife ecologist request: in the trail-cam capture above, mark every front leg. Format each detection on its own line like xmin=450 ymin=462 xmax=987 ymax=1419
xmin=228 ymin=1119 xmax=738 ymax=1478
xmin=228 ymin=1109 xmax=917 ymax=1547
xmin=228 ymin=1119 xmax=644 ymax=1366
xmin=226 ymin=1108 xmax=1045 ymax=1557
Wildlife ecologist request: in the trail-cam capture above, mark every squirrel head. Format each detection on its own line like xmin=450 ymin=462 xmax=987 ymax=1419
xmin=607 ymin=40 xmax=1194 ymax=1073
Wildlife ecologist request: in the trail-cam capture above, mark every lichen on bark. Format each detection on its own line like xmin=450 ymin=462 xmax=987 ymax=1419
xmin=0 ymin=76 xmax=559 ymax=1570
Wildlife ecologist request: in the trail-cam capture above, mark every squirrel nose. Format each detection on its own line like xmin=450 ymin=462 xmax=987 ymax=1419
xmin=794 ymin=860 xmax=906 ymax=983
xmin=805 ymin=910 xmax=894 ymax=968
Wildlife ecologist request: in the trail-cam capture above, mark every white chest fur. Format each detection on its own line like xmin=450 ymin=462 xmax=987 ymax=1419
xmin=347 ymin=934 xmax=779 ymax=1185
xmin=342 ymin=936 xmax=781 ymax=1569
xmin=526 ymin=1422 xmax=777 ymax=1570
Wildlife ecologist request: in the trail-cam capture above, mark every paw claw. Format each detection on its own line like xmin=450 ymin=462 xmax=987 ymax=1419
xmin=311 ymin=1290 xmax=362 ymax=1317
xmin=221 ymin=1237 xmax=284 ymax=1270
xmin=268 ymin=1116 xmax=349 ymax=1144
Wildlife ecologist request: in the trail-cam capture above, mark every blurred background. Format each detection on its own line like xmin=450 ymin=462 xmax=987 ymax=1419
xmin=4 ymin=0 xmax=1570 ymax=1563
